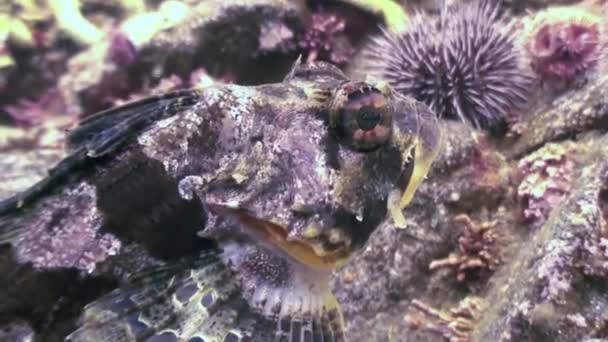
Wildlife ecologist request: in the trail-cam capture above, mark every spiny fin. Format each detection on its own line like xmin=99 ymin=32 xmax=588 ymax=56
xmin=66 ymin=249 xmax=347 ymax=342
xmin=283 ymin=55 xmax=303 ymax=82
xmin=67 ymin=89 xmax=203 ymax=157
xmin=274 ymin=298 xmax=346 ymax=342
xmin=0 ymin=147 xmax=88 ymax=223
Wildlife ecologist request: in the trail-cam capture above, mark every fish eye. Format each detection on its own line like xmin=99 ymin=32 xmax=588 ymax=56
xmin=331 ymin=83 xmax=393 ymax=151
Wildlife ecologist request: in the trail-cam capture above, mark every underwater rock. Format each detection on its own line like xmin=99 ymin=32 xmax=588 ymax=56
xmin=516 ymin=141 xmax=577 ymax=226
xmin=58 ymin=0 xmax=304 ymax=116
xmin=0 ymin=320 xmax=35 ymax=342
xmin=510 ymin=70 xmax=608 ymax=158
xmin=473 ymin=134 xmax=608 ymax=341
xmin=3 ymin=1 xmax=608 ymax=341
xmin=334 ymin=51 xmax=608 ymax=341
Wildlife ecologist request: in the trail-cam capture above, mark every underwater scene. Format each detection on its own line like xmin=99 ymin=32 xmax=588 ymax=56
xmin=0 ymin=0 xmax=607 ymax=341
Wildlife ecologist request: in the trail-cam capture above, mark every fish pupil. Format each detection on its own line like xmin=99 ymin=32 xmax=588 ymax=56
xmin=357 ymin=109 xmax=380 ymax=131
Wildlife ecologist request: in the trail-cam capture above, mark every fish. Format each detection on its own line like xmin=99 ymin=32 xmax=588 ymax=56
xmin=0 ymin=61 xmax=441 ymax=341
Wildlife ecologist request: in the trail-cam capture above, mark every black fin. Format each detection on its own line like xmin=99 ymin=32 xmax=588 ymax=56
xmin=67 ymin=89 xmax=203 ymax=157
xmin=0 ymin=147 xmax=89 ymax=221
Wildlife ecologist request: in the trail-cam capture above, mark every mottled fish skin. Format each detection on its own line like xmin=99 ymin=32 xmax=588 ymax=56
xmin=0 ymin=61 xmax=441 ymax=341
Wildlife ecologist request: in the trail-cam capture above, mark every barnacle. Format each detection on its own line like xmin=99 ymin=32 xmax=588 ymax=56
xmin=522 ymin=5 xmax=606 ymax=82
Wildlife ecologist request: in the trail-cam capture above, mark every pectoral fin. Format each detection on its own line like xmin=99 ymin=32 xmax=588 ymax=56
xmin=67 ymin=247 xmax=346 ymax=342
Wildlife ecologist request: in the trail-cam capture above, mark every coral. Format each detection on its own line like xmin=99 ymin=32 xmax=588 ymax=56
xmin=522 ymin=6 xmax=606 ymax=83
xmin=3 ymin=1 xmax=608 ymax=341
xmin=517 ymin=142 xmax=576 ymax=225
xmin=3 ymin=87 xmax=74 ymax=147
xmin=405 ymin=297 xmax=487 ymax=342
xmin=4 ymin=87 xmax=68 ymax=127
xmin=430 ymin=214 xmax=503 ymax=282
xmin=258 ymin=19 xmax=296 ymax=54
xmin=299 ymin=11 xmax=355 ymax=66
xmin=357 ymin=0 xmax=533 ymax=130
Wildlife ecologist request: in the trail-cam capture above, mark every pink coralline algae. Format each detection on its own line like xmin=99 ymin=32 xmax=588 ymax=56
xmin=4 ymin=87 xmax=69 ymax=128
xmin=517 ymin=142 xmax=576 ymax=225
xmin=523 ymin=6 xmax=606 ymax=83
xmin=299 ymin=11 xmax=355 ymax=65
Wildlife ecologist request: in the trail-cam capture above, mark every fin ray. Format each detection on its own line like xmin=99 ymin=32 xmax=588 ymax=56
xmin=67 ymin=89 xmax=203 ymax=157
xmin=67 ymin=248 xmax=347 ymax=342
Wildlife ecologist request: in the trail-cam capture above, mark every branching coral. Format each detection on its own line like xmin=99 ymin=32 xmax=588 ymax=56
xmin=405 ymin=297 xmax=487 ymax=342
xmin=517 ymin=142 xmax=576 ymax=225
xmin=430 ymin=214 xmax=502 ymax=282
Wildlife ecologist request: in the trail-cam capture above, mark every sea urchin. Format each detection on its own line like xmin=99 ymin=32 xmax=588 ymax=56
xmin=356 ymin=0 xmax=533 ymax=130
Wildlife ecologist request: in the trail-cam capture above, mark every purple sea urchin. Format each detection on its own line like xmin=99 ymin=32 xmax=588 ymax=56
xmin=357 ymin=0 xmax=533 ymax=130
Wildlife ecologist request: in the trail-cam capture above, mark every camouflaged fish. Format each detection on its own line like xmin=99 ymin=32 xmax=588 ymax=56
xmin=0 ymin=61 xmax=441 ymax=341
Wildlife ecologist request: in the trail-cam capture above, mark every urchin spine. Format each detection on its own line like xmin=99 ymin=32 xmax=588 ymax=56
xmin=357 ymin=0 xmax=533 ymax=130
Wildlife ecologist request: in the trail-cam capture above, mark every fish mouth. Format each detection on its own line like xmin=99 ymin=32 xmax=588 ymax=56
xmin=208 ymin=205 xmax=353 ymax=270
xmin=237 ymin=214 xmax=353 ymax=270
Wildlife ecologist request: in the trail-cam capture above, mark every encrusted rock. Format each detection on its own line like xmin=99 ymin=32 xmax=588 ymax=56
xmin=516 ymin=141 xmax=577 ymax=225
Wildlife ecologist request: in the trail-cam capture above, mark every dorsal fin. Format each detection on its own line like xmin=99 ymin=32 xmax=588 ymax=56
xmin=0 ymin=89 xmax=204 ymax=219
xmin=67 ymin=89 xmax=203 ymax=157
